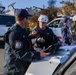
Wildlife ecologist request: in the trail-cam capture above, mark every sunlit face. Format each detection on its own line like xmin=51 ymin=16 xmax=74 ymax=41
xmin=23 ymin=17 xmax=29 ymax=28
xmin=67 ymin=20 xmax=69 ymax=24
xmin=39 ymin=21 xmax=47 ymax=30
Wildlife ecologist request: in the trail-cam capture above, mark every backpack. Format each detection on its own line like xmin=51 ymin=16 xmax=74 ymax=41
xmin=3 ymin=29 xmax=12 ymax=43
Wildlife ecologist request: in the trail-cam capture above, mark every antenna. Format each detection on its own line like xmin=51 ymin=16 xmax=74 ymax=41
xmin=0 ymin=6 xmax=5 ymax=13
xmin=33 ymin=6 xmax=44 ymax=10
xmin=8 ymin=2 xmax=16 ymax=10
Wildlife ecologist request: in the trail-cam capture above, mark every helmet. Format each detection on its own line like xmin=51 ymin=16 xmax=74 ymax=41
xmin=38 ymin=15 xmax=48 ymax=23
xmin=72 ymin=14 xmax=76 ymax=21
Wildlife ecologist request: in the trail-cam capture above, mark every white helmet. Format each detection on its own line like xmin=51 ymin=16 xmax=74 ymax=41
xmin=38 ymin=15 xmax=49 ymax=23
xmin=72 ymin=14 xmax=76 ymax=21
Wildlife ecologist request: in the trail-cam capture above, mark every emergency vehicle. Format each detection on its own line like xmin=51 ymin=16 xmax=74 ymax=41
xmin=25 ymin=45 xmax=76 ymax=75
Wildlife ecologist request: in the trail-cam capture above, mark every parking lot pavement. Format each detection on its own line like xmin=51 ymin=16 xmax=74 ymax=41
xmin=0 ymin=48 xmax=4 ymax=74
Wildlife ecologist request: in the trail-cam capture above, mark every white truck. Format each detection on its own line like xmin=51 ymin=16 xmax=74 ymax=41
xmin=25 ymin=45 xmax=76 ymax=75
xmin=0 ymin=14 xmax=15 ymax=41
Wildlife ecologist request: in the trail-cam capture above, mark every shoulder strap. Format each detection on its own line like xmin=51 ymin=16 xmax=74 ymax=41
xmin=3 ymin=28 xmax=13 ymax=43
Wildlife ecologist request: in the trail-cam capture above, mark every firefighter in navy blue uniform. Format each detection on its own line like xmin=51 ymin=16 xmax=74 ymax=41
xmin=70 ymin=14 xmax=76 ymax=45
xmin=61 ymin=16 xmax=71 ymax=45
xmin=30 ymin=15 xmax=61 ymax=52
xmin=4 ymin=9 xmax=50 ymax=75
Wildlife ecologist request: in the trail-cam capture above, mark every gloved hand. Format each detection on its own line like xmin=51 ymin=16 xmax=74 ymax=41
xmin=31 ymin=30 xmax=37 ymax=35
xmin=39 ymin=47 xmax=51 ymax=58
xmin=37 ymin=37 xmax=45 ymax=43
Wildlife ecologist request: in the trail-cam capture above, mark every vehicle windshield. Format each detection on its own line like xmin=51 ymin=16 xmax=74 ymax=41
xmin=48 ymin=18 xmax=73 ymax=28
xmin=0 ymin=15 xmax=15 ymax=26
xmin=59 ymin=18 xmax=73 ymax=27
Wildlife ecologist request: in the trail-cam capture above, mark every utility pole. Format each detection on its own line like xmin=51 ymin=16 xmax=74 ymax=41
xmin=33 ymin=6 xmax=45 ymax=10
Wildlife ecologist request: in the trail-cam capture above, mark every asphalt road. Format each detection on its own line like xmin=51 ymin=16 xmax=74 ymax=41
xmin=0 ymin=41 xmax=4 ymax=74
xmin=0 ymin=48 xmax=4 ymax=74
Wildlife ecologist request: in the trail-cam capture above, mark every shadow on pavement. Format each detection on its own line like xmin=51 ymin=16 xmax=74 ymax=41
xmin=0 ymin=41 xmax=5 ymax=49
xmin=0 ymin=41 xmax=4 ymax=74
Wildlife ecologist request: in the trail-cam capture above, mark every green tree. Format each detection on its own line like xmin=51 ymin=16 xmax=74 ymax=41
xmin=29 ymin=15 xmax=39 ymax=30
xmin=40 ymin=7 xmax=58 ymax=22
xmin=60 ymin=1 xmax=76 ymax=16
xmin=48 ymin=0 xmax=56 ymax=8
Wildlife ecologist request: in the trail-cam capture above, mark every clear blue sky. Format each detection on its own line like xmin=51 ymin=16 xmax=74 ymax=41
xmin=0 ymin=0 xmax=73 ymax=10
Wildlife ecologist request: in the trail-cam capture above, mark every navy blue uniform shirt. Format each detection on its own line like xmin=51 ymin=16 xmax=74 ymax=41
xmin=30 ymin=26 xmax=61 ymax=51
xmin=4 ymin=24 xmax=40 ymax=75
xmin=61 ymin=25 xmax=71 ymax=45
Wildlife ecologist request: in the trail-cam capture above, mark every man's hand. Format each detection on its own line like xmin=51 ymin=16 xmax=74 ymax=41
xmin=31 ymin=30 xmax=37 ymax=35
xmin=39 ymin=47 xmax=51 ymax=58
xmin=37 ymin=37 xmax=45 ymax=43
xmin=62 ymin=43 xmax=69 ymax=46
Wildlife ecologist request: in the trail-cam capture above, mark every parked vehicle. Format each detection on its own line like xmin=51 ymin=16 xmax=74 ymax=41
xmin=0 ymin=14 xmax=15 ymax=41
xmin=47 ymin=17 xmax=73 ymax=41
xmin=25 ymin=45 xmax=76 ymax=75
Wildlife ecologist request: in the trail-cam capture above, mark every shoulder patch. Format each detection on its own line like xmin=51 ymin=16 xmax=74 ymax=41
xmin=15 ymin=41 xmax=23 ymax=49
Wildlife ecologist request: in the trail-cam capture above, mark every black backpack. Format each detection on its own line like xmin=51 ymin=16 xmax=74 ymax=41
xmin=3 ymin=29 xmax=12 ymax=43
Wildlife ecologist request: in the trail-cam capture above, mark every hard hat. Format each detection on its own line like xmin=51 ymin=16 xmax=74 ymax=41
xmin=72 ymin=14 xmax=76 ymax=21
xmin=38 ymin=15 xmax=49 ymax=23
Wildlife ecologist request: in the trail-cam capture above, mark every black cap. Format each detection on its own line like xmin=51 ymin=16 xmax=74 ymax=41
xmin=15 ymin=9 xmax=32 ymax=18
xmin=62 ymin=16 xmax=70 ymax=23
